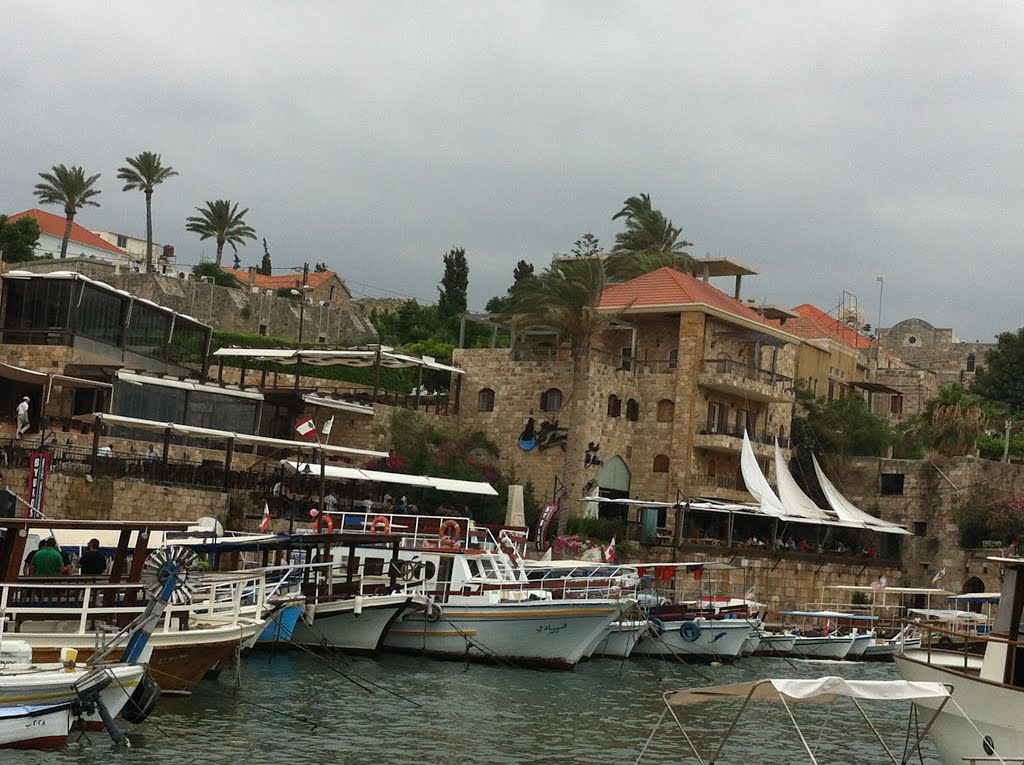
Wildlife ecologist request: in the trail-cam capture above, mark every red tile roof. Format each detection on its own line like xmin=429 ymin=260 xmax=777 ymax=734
xmin=598 ymin=266 xmax=772 ymax=325
xmin=9 ymin=209 xmax=127 ymax=257
xmin=224 ymin=268 xmax=339 ymax=291
xmin=772 ymin=304 xmax=877 ymax=350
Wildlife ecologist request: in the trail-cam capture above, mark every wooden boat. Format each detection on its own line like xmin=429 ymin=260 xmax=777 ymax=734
xmin=782 ymin=611 xmax=880 ymax=660
xmin=752 ymin=631 xmax=797 ymax=656
xmin=0 ymin=519 xmax=263 ymax=695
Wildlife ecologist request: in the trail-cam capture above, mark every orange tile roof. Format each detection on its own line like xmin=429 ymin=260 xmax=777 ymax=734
xmin=224 ymin=268 xmax=338 ymax=290
xmin=598 ymin=266 xmax=772 ymax=325
xmin=9 ymin=208 xmax=127 ymax=257
xmin=771 ymin=304 xmax=877 ymax=350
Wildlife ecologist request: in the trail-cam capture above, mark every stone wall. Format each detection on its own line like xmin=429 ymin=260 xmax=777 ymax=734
xmin=878 ymin=317 xmax=995 ymax=387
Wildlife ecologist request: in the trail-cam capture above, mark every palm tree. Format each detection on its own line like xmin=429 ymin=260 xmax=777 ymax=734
xmin=610 ymin=193 xmax=695 ymax=278
xmin=33 ymin=165 xmax=102 ymax=259
xmin=185 ymin=200 xmax=256 ymax=268
xmin=117 ymin=152 xmax=178 ymax=272
xmin=504 ymin=257 xmax=622 ymax=530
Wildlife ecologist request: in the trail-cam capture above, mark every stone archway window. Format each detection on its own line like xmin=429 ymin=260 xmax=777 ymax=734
xmin=540 ymin=388 xmax=562 ymax=412
xmin=625 ymin=398 xmax=640 ymax=422
xmin=966 ymin=353 xmax=976 ymax=373
xmin=477 ymin=388 xmax=495 ymax=412
xmin=667 ymin=348 xmax=678 ymax=369
xmin=656 ymin=399 xmax=675 ymax=422
xmin=607 ymin=394 xmax=622 ymax=417
xmin=653 ymin=454 xmax=670 ymax=473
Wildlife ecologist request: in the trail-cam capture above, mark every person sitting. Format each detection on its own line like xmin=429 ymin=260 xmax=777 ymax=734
xmin=78 ymin=538 xmax=108 ymax=576
xmin=395 ymin=496 xmax=408 ymax=513
xmin=146 ymin=444 xmax=160 ymax=460
xmin=97 ymin=444 xmax=114 ymax=457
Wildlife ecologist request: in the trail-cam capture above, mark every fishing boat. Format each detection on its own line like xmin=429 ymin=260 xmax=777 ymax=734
xmin=752 ymin=630 xmax=797 ymax=656
xmin=0 ymin=519 xmax=264 ymax=695
xmin=781 ymin=611 xmax=879 ymax=660
xmin=339 ymin=512 xmax=631 ymax=668
xmin=586 ymin=619 xmax=649 ymax=659
xmin=893 ymin=556 xmax=1024 ymax=764
xmin=642 ymin=676 xmax=953 ymax=764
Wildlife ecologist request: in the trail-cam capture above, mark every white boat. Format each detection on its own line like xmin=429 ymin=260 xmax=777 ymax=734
xmin=752 ymin=631 xmax=796 ymax=656
xmin=292 ymin=592 xmax=429 ymax=651
xmin=782 ymin=610 xmax=879 ymax=660
xmin=633 ymin=617 xmax=754 ymax=660
xmin=845 ymin=630 xmax=875 ymax=658
xmin=861 ymin=624 xmax=923 ymax=660
xmin=342 ymin=512 xmax=632 ymax=668
xmin=586 ymin=619 xmax=648 ymax=659
xmin=741 ymin=630 xmax=761 ymax=657
xmin=893 ymin=555 xmax=1024 ymax=764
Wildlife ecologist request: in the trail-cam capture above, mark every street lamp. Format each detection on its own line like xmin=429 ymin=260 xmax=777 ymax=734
xmin=289 ymin=285 xmax=313 ymax=343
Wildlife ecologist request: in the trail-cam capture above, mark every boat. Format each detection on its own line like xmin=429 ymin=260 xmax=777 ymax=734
xmin=781 ymin=611 xmax=879 ymax=660
xmin=752 ymin=630 xmax=797 ymax=656
xmin=644 ymin=675 xmax=953 ymax=764
xmin=340 ymin=512 xmax=631 ymax=668
xmin=633 ymin=615 xmax=755 ymax=661
xmin=893 ymin=556 xmax=1024 ymax=764
xmin=0 ymin=519 xmax=265 ymax=695
xmin=586 ymin=619 xmax=649 ymax=659
xmin=861 ymin=623 xmax=922 ymax=660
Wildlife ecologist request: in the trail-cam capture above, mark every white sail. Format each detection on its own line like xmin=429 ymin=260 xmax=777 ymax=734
xmin=773 ymin=440 xmax=832 ymax=522
xmin=740 ymin=432 xmax=791 ymax=519
xmin=812 ymin=455 xmax=911 ymax=535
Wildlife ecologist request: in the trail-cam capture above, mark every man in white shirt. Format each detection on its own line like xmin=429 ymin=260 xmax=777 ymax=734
xmin=15 ymin=397 xmax=30 ymax=439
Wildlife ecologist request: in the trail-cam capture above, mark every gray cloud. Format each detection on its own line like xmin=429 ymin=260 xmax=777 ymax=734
xmin=3 ymin=1 xmax=1023 ymax=339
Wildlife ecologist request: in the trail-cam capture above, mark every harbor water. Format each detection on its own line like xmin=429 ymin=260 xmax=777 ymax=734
xmin=11 ymin=653 xmax=941 ymax=764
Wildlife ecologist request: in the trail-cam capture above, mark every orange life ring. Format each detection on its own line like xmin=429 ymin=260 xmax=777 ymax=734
xmin=371 ymin=515 xmax=391 ymax=534
xmin=439 ymin=519 xmax=461 ymax=548
xmin=313 ymin=514 xmax=335 ymax=533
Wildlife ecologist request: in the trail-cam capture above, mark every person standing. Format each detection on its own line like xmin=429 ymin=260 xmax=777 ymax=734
xmin=15 ymin=396 xmax=30 ymax=439
xmin=78 ymin=538 xmax=108 ymax=576
xmin=30 ymin=539 xmax=64 ymax=576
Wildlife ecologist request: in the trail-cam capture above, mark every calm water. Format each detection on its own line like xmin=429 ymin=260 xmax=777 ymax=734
xmin=9 ymin=653 xmax=940 ymax=765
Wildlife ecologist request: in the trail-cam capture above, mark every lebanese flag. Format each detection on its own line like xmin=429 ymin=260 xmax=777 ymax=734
xmin=693 ymin=565 xmax=704 ymax=581
xmin=295 ymin=416 xmax=318 ymax=440
xmin=604 ymin=536 xmax=616 ymax=563
xmin=259 ymin=501 xmax=272 ymax=533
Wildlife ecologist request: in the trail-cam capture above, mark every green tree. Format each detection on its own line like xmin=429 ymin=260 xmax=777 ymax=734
xmin=570 ymin=233 xmax=601 ymax=258
xmin=973 ymin=328 xmax=1024 ymax=413
xmin=191 ymin=262 xmax=242 ymax=288
xmin=486 ymin=259 xmax=536 ymax=314
xmin=185 ymin=200 xmax=256 ymax=268
xmin=610 ymin=193 xmax=694 ymax=278
xmin=0 ymin=215 xmax=41 ymax=263
xmin=116 ymin=151 xmax=178 ymax=272
xmin=260 ymin=238 xmax=272 ymax=275
xmin=437 ymin=246 xmax=469 ymax=327
xmin=33 ymin=164 xmax=102 ymax=259
xmin=504 ymin=256 xmax=616 ymax=529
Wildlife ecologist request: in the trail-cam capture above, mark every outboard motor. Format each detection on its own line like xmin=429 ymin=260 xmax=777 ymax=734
xmin=74 ymin=668 xmax=129 ymax=747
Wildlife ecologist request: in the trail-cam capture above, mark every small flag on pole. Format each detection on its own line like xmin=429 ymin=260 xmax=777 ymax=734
xmin=693 ymin=565 xmax=704 ymax=581
xmin=604 ymin=536 xmax=616 ymax=564
xmin=931 ymin=567 xmax=947 ymax=586
xmin=295 ymin=416 xmax=318 ymax=440
xmin=322 ymin=416 xmax=334 ymax=437
xmin=259 ymin=501 xmax=272 ymax=533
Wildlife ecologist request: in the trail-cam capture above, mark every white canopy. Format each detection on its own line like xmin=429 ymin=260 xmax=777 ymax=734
xmin=212 ymin=346 xmax=464 ymax=374
xmin=302 ymin=393 xmax=374 ymax=416
xmin=117 ymin=370 xmax=264 ymax=401
xmin=666 ymin=677 xmax=949 ymax=707
xmin=282 ymin=461 xmax=498 ymax=496
xmin=812 ymin=455 xmax=911 ymax=535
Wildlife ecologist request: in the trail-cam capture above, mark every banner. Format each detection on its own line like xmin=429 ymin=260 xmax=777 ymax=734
xmin=26 ymin=451 xmax=50 ymax=518
xmin=535 ymin=502 xmax=559 ymax=551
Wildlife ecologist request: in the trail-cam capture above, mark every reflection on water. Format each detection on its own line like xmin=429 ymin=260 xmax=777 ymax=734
xmin=7 ymin=653 xmax=941 ymax=765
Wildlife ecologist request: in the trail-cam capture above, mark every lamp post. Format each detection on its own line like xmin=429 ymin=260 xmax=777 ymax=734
xmin=875 ymin=275 xmax=884 ymax=376
xmin=289 ymin=285 xmax=313 ymax=343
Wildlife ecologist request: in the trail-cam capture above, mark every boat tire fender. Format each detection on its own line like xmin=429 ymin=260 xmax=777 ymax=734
xmin=120 ymin=675 xmax=162 ymax=724
xmin=425 ymin=603 xmax=443 ymax=623
xmin=650 ymin=618 xmax=665 ymax=637
xmin=680 ymin=620 xmax=702 ymax=642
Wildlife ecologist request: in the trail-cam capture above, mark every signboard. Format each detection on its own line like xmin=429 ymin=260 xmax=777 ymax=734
xmin=26 ymin=451 xmax=50 ymax=518
xmin=535 ymin=501 xmax=559 ymax=551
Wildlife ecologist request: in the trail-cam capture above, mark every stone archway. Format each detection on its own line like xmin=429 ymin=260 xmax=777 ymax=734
xmin=962 ymin=576 xmax=986 ymax=613
xmin=595 ymin=456 xmax=631 ymax=521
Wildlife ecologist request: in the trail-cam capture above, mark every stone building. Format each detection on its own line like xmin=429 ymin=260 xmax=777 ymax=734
xmin=877 ymin=318 xmax=996 ymax=388
xmin=454 ymin=266 xmax=802 ymax=526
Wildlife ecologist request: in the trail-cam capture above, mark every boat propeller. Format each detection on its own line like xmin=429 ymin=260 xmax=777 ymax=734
xmin=141 ymin=545 xmax=203 ymax=605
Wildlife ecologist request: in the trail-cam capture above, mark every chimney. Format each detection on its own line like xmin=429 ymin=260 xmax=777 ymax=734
xmin=248 ymin=266 xmax=257 ymax=284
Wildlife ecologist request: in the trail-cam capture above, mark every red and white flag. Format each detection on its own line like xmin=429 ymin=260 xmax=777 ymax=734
xmin=931 ymin=567 xmax=946 ymax=586
xmin=295 ymin=416 xmax=318 ymax=440
xmin=604 ymin=536 xmax=616 ymax=563
xmin=259 ymin=501 xmax=272 ymax=533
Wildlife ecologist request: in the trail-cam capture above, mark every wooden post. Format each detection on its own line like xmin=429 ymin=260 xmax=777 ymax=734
xmin=415 ymin=364 xmax=423 ymax=410
xmin=371 ymin=347 xmax=382 ymax=405
xmin=122 ymin=530 xmax=151 ymax=609
xmin=90 ymin=422 xmax=102 ymax=476
xmin=1 ymin=527 xmax=28 ymax=581
xmin=224 ymin=437 xmax=235 ymax=492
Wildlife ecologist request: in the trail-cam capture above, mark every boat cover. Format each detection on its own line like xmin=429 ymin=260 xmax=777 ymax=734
xmin=665 ymin=676 xmax=949 ymax=706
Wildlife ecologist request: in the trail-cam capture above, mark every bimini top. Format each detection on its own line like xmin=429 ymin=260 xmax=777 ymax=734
xmin=665 ymin=676 xmax=949 ymax=706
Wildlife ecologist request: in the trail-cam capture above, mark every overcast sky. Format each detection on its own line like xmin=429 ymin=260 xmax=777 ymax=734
xmin=3 ymin=2 xmax=1022 ymax=341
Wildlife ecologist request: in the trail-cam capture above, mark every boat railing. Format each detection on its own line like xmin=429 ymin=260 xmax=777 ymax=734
xmin=899 ymin=617 xmax=988 ymax=669
xmin=329 ymin=511 xmax=497 ymax=553
xmin=0 ymin=572 xmax=259 ymax=638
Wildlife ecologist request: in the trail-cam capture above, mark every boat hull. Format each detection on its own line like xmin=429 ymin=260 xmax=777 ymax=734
xmin=383 ymin=598 xmax=627 ymax=668
xmin=845 ymin=633 xmax=874 ymax=658
xmin=292 ymin=594 xmax=425 ymax=652
xmin=895 ymin=652 xmax=1024 ymax=764
xmin=0 ymin=704 xmax=72 ymax=749
xmin=753 ymin=633 xmax=796 ymax=656
xmin=588 ymin=620 xmax=648 ymax=659
xmin=633 ymin=619 xmax=753 ymax=661
xmin=789 ymin=635 xmax=854 ymax=659
xmin=862 ymin=636 xmax=923 ymax=660
xmin=255 ymin=602 xmax=305 ymax=646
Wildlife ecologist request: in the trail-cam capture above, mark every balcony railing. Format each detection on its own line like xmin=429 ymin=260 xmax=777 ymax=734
xmin=698 ymin=426 xmax=790 ymax=449
xmin=690 ymin=473 xmax=740 ymax=491
xmin=702 ymin=358 xmax=792 ymax=387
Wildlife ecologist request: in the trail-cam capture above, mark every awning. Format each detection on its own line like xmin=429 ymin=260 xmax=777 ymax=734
xmin=0 ymin=363 xmax=112 ymax=390
xmin=781 ymin=610 xmax=879 ymax=620
xmin=116 ymin=370 xmax=263 ymax=401
xmin=75 ymin=413 xmax=387 ymax=459
xmin=302 ymin=393 xmax=374 ymax=416
xmin=213 ymin=346 xmax=465 ymax=374
xmin=282 ymin=461 xmax=498 ymax=496
xmin=665 ymin=677 xmax=949 ymax=706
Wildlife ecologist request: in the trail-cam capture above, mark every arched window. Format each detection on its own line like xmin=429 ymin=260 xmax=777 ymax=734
xmin=607 ymin=394 xmax=621 ymax=417
xmin=477 ymin=388 xmax=495 ymax=412
xmin=656 ymin=399 xmax=675 ymax=422
xmin=667 ymin=348 xmax=678 ymax=369
xmin=540 ymin=388 xmax=562 ymax=412
xmin=625 ymin=398 xmax=640 ymax=422
xmin=966 ymin=353 xmax=976 ymax=373
xmin=653 ymin=454 xmax=670 ymax=473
